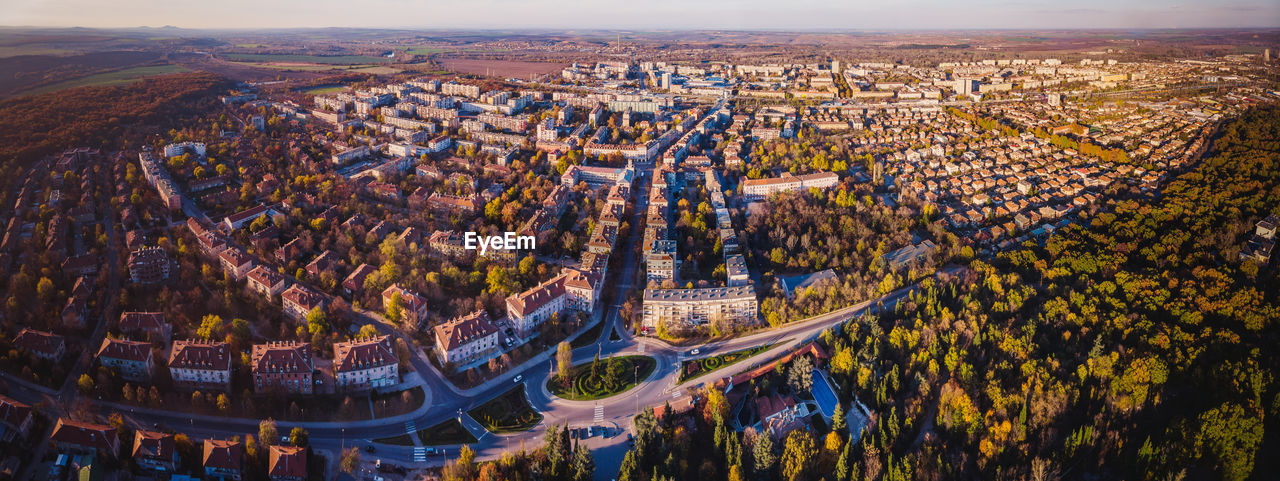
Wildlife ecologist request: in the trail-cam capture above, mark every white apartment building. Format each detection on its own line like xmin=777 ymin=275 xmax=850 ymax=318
xmin=433 ymin=310 xmax=501 ymax=371
xmin=641 ymin=285 xmax=759 ymax=333
xmin=740 ymin=171 xmax=840 ymax=201
xmin=168 ymin=340 xmax=232 ymax=391
xmin=332 ymin=336 xmax=399 ymax=391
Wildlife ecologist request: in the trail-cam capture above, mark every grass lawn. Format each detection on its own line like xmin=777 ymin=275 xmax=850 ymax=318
xmin=468 ymin=386 xmax=543 ymax=433
xmin=548 ymin=355 xmax=656 ymax=401
xmin=416 ymin=419 xmax=478 ymax=446
xmin=222 ymin=53 xmax=390 ymax=64
xmin=373 ymin=433 xmax=414 ymax=446
xmin=679 ymin=343 xmax=778 ymax=383
xmin=300 ymin=85 xmax=346 ymax=94
xmin=24 ymin=64 xmax=190 ymax=95
xmin=349 ymin=66 xmax=402 ymax=75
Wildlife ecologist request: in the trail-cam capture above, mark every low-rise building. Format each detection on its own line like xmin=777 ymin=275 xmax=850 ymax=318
xmin=281 ymin=284 xmax=326 ymax=322
xmin=203 ymin=439 xmax=244 ymax=481
xmin=14 ymin=328 xmax=65 ymax=361
xmin=247 ymin=265 xmax=289 ymax=298
xmin=381 ymin=284 xmax=429 ymax=327
xmin=332 ymin=336 xmax=399 ymax=391
xmin=740 ymin=171 xmax=840 ymax=201
xmin=132 ymin=430 xmax=178 ymax=473
xmin=50 ymin=418 xmax=119 ymax=459
xmin=218 ymin=248 xmax=254 ymax=281
xmin=251 ymin=342 xmax=314 ymax=394
xmin=0 ymin=395 xmax=32 ymax=442
xmin=118 ymin=312 xmax=171 ymax=343
xmin=127 ymin=246 xmax=171 ymax=284
xmin=96 ymin=338 xmax=153 ymax=382
xmin=434 ymin=310 xmax=500 ymax=370
xmin=268 ymin=445 xmax=307 ymax=481
xmin=169 ymin=340 xmax=232 ymax=391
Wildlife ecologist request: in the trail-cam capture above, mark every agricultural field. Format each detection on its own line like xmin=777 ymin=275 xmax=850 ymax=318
xmin=678 ymin=344 xmax=777 ymax=382
xmin=468 ymin=385 xmax=543 ymax=433
xmin=20 ymin=64 xmax=191 ymax=96
xmin=549 ymin=355 xmax=656 ymax=401
xmin=222 ymin=53 xmax=391 ymax=64
xmin=436 ymin=58 xmax=565 ymax=78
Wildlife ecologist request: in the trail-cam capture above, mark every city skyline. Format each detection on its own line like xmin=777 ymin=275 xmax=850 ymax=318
xmin=3 ymin=0 xmax=1279 ymax=30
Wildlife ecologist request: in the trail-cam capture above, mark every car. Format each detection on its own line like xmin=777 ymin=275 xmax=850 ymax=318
xmin=424 ymin=447 xmax=436 ymax=455
xmin=689 ymin=348 xmax=700 ymax=356
xmin=513 ymin=374 xmax=524 ymax=383
xmin=364 ymin=444 xmax=376 ymax=453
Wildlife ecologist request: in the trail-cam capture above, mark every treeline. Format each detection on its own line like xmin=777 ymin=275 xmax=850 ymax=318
xmin=0 ymin=72 xmax=231 ymax=170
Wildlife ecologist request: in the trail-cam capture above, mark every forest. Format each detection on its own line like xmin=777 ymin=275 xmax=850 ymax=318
xmin=604 ymin=107 xmax=1279 ymax=480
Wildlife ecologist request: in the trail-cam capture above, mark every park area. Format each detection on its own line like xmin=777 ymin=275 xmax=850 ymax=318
xmin=679 ymin=344 xmax=776 ymax=382
xmin=468 ymin=385 xmax=543 ymax=433
xmin=548 ymin=355 xmax=656 ymax=401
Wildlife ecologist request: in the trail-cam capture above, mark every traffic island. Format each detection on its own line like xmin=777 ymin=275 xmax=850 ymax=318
xmin=548 ymin=355 xmax=657 ymax=401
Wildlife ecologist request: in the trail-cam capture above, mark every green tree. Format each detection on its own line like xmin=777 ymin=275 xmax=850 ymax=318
xmin=753 ymin=431 xmax=776 ymax=476
xmin=77 ymin=374 xmax=94 ymax=394
xmin=556 ymin=342 xmax=572 ymax=382
xmin=259 ymin=419 xmax=278 ymax=446
xmin=572 ymin=444 xmax=595 ymax=481
xmin=197 ymin=314 xmax=224 ymax=340
xmin=781 ymin=430 xmax=816 ymax=481
xmin=289 ymin=427 xmax=309 ymax=447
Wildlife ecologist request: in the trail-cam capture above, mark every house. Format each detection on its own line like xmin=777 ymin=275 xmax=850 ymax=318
xmin=252 ymin=342 xmax=314 ymax=394
xmin=169 ymin=340 xmax=232 ymax=391
xmin=305 ymin=250 xmax=340 ymax=277
xmin=61 ymin=277 xmax=91 ymax=329
xmin=14 ymin=328 xmax=66 ymax=361
xmin=332 ymin=336 xmax=398 ymax=391
xmin=0 ymin=395 xmax=32 ymax=442
xmin=247 ymin=265 xmax=289 ymax=298
xmin=96 ymin=338 xmax=154 ymax=382
xmin=218 ymin=248 xmax=254 ymax=281
xmin=281 ymin=284 xmax=326 ymax=322
xmin=381 ymin=284 xmax=429 ymax=327
xmin=50 ymin=419 xmax=119 ymax=459
xmin=268 ymin=445 xmax=307 ymax=481
xmin=506 ymin=274 xmax=567 ymax=338
xmin=132 ymin=430 xmax=178 ymax=473
xmin=118 ymin=312 xmax=171 ymax=343
xmin=754 ymin=393 xmax=807 ymax=439
xmin=434 ymin=310 xmax=500 ymax=370
xmin=342 ymin=263 xmax=376 ymax=294
xmin=203 ymin=439 xmax=244 ymax=480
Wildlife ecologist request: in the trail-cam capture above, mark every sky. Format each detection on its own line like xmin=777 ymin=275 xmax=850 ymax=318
xmin=2 ymin=0 xmax=1278 ymax=30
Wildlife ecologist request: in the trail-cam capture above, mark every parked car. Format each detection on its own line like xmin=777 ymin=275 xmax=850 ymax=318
xmin=689 ymin=348 xmax=700 ymax=356
xmin=513 ymin=374 xmax=524 ymax=383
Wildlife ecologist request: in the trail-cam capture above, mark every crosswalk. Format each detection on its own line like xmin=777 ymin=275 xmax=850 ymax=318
xmin=593 ymin=405 xmax=604 ymax=423
xmin=413 ymin=447 xmax=427 ymax=462
xmin=637 ymin=342 xmax=645 ymax=353
xmin=404 ymin=421 xmax=416 ymax=434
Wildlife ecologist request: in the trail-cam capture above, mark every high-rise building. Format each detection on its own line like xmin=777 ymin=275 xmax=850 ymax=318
xmin=1266 ymin=48 xmax=1271 ymax=63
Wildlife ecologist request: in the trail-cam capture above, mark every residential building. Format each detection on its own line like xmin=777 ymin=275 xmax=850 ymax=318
xmin=132 ymin=430 xmax=178 ymax=473
xmin=251 ymin=342 xmax=314 ymax=394
xmin=50 ymin=419 xmax=119 ymax=459
xmin=169 ymin=340 xmax=232 ymax=391
xmin=218 ymin=248 xmax=254 ymax=281
xmin=96 ymin=338 xmax=154 ymax=382
xmin=203 ymin=439 xmax=244 ymax=481
xmin=281 ymin=284 xmax=326 ymax=322
xmin=434 ymin=310 xmax=500 ymax=370
xmin=505 ymin=275 xmax=567 ymax=338
xmin=14 ymin=328 xmax=65 ymax=361
xmin=332 ymin=336 xmax=399 ymax=391
xmin=247 ymin=265 xmax=289 ymax=298
xmin=117 ymin=312 xmax=171 ymax=343
xmin=0 ymin=395 xmax=32 ymax=442
xmin=268 ymin=446 xmax=307 ymax=481
xmin=641 ymin=285 xmax=758 ymax=332
xmin=381 ymin=284 xmax=429 ymax=327
xmin=127 ymin=246 xmax=170 ymax=284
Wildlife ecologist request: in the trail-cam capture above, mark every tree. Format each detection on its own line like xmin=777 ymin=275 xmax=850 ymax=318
xmin=197 ymin=314 xmax=224 ymax=340
xmin=358 ymin=324 xmax=380 ymax=338
xmin=289 ymin=427 xmax=309 ymax=447
xmin=572 ymin=444 xmax=595 ymax=481
xmin=306 ymin=307 xmax=328 ymax=336
xmin=259 ymin=419 xmax=278 ymax=446
xmin=217 ymin=393 xmax=231 ymax=412
xmin=77 ymin=374 xmax=94 ymax=394
xmin=385 ymin=291 xmax=403 ymax=322
xmin=556 ymin=342 xmax=572 ymax=382
xmin=340 ymin=447 xmax=361 ymax=473
xmin=753 ymin=431 xmax=777 ymax=475
xmin=37 ymin=277 xmax=55 ymax=302
xmin=781 ymin=430 xmax=817 ymax=481
xmin=702 ymin=387 xmax=730 ymax=425
xmin=832 ymin=402 xmax=847 ymax=433
xmin=787 ymin=356 xmax=813 ymax=394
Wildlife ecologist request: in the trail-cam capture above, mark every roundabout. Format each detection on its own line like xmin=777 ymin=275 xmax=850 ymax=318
xmin=547 ymin=355 xmax=657 ymax=401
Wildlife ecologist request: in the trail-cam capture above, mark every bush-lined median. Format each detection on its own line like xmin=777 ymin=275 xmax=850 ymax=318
xmin=679 ymin=344 xmax=777 ymax=382
xmin=548 ymin=355 xmax=656 ymax=401
xmin=468 ymin=386 xmax=543 ymax=433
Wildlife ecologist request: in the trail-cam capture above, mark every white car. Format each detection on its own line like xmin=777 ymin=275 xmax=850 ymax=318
xmin=689 ymin=348 xmax=700 ymax=356
xmin=513 ymin=374 xmax=524 ymax=383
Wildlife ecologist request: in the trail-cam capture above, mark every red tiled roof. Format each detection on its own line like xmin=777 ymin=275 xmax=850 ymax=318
xmin=132 ymin=430 xmax=174 ymax=460
xmin=203 ymin=439 xmax=244 ymax=470
xmin=119 ymin=312 xmax=166 ymax=333
xmin=0 ymin=395 xmax=31 ymax=430
xmin=51 ymin=418 xmax=117 ymax=453
xmin=169 ymin=340 xmax=231 ymax=370
xmin=268 ymin=445 xmax=307 ymax=478
xmin=434 ymin=311 xmax=498 ymax=351
xmin=333 ymin=336 xmax=396 ymax=373
xmin=14 ymin=328 xmax=64 ymax=355
xmin=252 ymin=342 xmax=313 ymax=374
xmin=97 ymin=338 xmax=151 ymax=362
